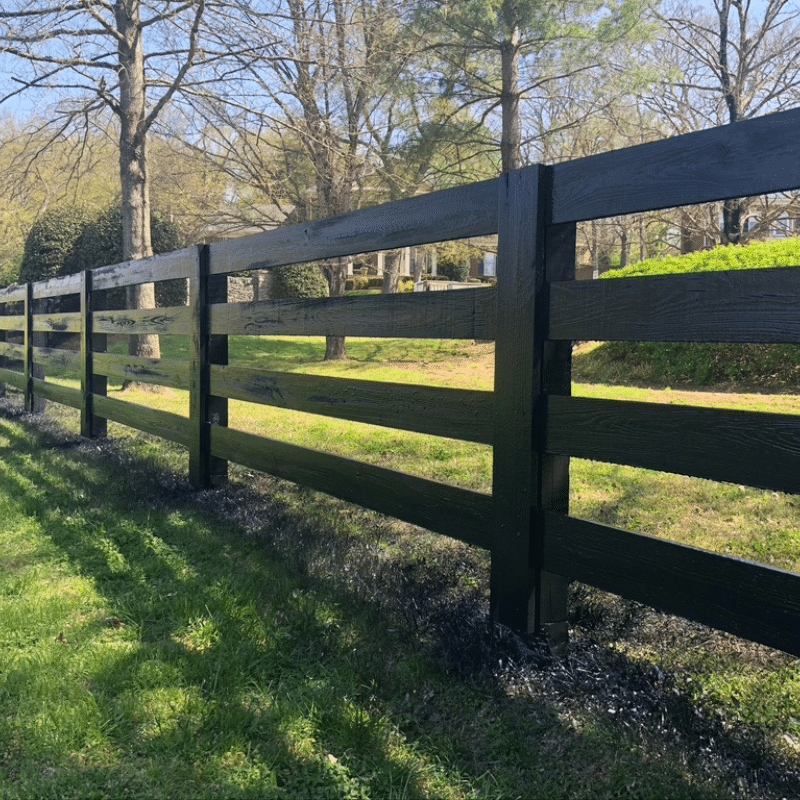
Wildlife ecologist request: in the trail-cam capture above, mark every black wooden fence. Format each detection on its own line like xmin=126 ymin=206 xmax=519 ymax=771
xmin=2 ymin=107 xmax=800 ymax=656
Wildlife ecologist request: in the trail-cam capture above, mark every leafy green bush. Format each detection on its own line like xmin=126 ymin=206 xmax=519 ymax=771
xmin=578 ymin=238 xmax=800 ymax=390
xmin=436 ymin=259 xmax=470 ymax=282
xmin=72 ymin=205 xmax=185 ymax=307
xmin=605 ymin=238 xmax=800 ymax=279
xmin=344 ymin=275 xmax=384 ymax=292
xmin=19 ymin=205 xmax=91 ymax=284
xmin=20 ymin=204 xmax=184 ymax=306
xmin=271 ymin=263 xmax=330 ymax=299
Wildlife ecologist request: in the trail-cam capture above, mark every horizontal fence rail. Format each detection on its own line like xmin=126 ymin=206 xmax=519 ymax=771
xmin=549 ymin=267 xmax=800 ymax=343
xmin=542 ymin=512 xmax=800 ymax=655
xmin=547 ymin=396 xmax=800 ymax=495
xmin=209 ymin=289 xmax=496 ymax=340
xmin=209 ymin=366 xmax=495 ymax=444
xmin=551 ymin=107 xmax=800 ymax=223
xmin=211 ymin=426 xmax=493 ymax=550
xmin=0 ymin=107 xmax=798 ymax=656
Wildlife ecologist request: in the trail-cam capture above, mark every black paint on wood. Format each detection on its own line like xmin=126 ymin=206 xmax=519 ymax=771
xmin=92 ymin=247 xmax=195 ymax=291
xmin=0 ymin=366 xmax=26 ymax=391
xmin=211 ymin=426 xmax=493 ymax=550
xmin=92 ymin=306 xmax=191 ymax=336
xmin=547 ymin=395 xmax=800 ymax=495
xmin=190 ymin=246 xmax=228 ymax=488
xmin=210 ymin=288 xmax=496 ymax=341
xmin=93 ymin=394 xmax=192 ymax=447
xmin=209 ymin=365 xmax=494 ymax=444
xmin=533 ymin=217 xmax=576 ymax=649
xmin=31 ymin=273 xmax=81 ymax=300
xmin=551 ymin=107 xmax=800 ymax=224
xmin=550 ymin=267 xmax=800 ymax=343
xmin=491 ymin=165 xmax=544 ymax=635
xmin=210 ymin=179 xmax=500 ymax=275
xmin=32 ymin=313 xmax=82 ymax=334
xmin=0 ymin=315 xmax=27 ymax=332
xmin=23 ymin=284 xmax=33 ymax=413
xmin=81 ymin=270 xmax=107 ymax=437
xmin=0 ymin=285 xmax=27 ymax=303
xmin=92 ymin=353 xmax=189 ymax=390
xmin=543 ymin=511 xmax=800 ymax=657
xmin=32 ymin=346 xmax=81 ymax=373
xmin=32 ymin=378 xmax=81 ymax=409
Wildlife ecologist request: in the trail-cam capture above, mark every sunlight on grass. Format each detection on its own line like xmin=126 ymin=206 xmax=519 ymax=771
xmin=0 ymin=329 xmax=799 ymax=796
xmin=24 ymin=335 xmax=800 ymax=572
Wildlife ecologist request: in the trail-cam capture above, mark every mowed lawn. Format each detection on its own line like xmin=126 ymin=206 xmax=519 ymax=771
xmin=0 ymin=336 xmax=798 ymax=798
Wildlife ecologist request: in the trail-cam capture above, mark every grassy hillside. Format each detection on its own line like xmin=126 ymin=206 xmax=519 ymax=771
xmin=0 ymin=362 xmax=799 ymax=797
xmin=574 ymin=239 xmax=800 ymax=391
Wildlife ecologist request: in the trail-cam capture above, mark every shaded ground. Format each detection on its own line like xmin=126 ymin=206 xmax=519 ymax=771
xmin=5 ymin=399 xmax=796 ymax=800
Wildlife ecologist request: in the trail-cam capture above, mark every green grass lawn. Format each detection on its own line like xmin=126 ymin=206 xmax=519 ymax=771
xmin=0 ymin=335 xmax=799 ymax=797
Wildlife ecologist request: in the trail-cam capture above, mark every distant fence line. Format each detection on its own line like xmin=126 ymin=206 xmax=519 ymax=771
xmin=1 ymin=107 xmax=800 ymax=656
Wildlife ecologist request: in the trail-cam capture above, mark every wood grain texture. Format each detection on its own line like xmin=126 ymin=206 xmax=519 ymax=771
xmin=550 ymin=267 xmax=800 ymax=343
xmin=93 ymin=394 xmax=192 ymax=447
xmin=92 ymin=306 xmax=191 ymax=336
xmin=551 ymin=107 xmax=800 ymax=224
xmin=92 ymin=352 xmax=189 ymax=389
xmin=32 ymin=346 xmax=81 ymax=372
xmin=92 ymin=247 xmax=196 ymax=290
xmin=0 ymin=341 xmax=26 ymax=360
xmin=31 ymin=378 xmax=82 ymax=409
xmin=491 ymin=165 xmax=544 ymax=634
xmin=543 ymin=511 xmax=800 ymax=656
xmin=211 ymin=425 xmax=493 ymax=550
xmin=548 ymin=395 xmax=800 ymax=494
xmin=31 ymin=273 xmax=81 ymax=300
xmin=210 ymin=366 xmax=495 ymax=444
xmin=534 ymin=217 xmax=576 ymax=646
xmin=0 ymin=315 xmax=26 ymax=332
xmin=209 ymin=287 xmax=496 ymax=340
xmin=188 ymin=245 xmax=229 ymax=488
xmin=0 ymin=285 xmax=27 ymax=303
xmin=0 ymin=366 xmax=26 ymax=390
xmin=31 ymin=313 xmax=81 ymax=334
xmin=80 ymin=269 xmax=107 ymax=437
xmin=23 ymin=283 xmax=32 ymax=412
xmin=210 ymin=179 xmax=499 ymax=275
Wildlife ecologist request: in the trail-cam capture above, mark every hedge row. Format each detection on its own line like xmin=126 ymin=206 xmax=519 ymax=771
xmin=605 ymin=238 xmax=800 ymax=279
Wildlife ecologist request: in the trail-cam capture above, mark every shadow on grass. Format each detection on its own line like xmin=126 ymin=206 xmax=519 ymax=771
xmin=0 ymin=404 xmax=796 ymax=798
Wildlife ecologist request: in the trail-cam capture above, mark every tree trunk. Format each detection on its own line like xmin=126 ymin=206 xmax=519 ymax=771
xmin=722 ymin=199 xmax=744 ymax=245
xmin=500 ymin=25 xmax=522 ymax=173
xmin=619 ymin=228 xmax=629 ymax=269
xmin=325 ymin=258 xmax=348 ymax=361
xmin=382 ymin=250 xmax=401 ymax=294
xmin=116 ymin=0 xmax=159 ymax=360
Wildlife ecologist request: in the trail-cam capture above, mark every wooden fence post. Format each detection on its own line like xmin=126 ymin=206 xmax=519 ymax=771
xmin=491 ymin=165 xmax=547 ymax=637
xmin=81 ymin=270 xmax=108 ymax=438
xmin=533 ymin=215 xmax=576 ymax=655
xmin=491 ymin=165 xmax=573 ymax=651
xmin=189 ymin=244 xmax=228 ymax=488
xmin=23 ymin=283 xmax=33 ymax=414
xmin=0 ymin=300 xmax=5 ymax=399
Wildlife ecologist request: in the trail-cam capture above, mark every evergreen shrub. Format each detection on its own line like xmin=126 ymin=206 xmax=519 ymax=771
xmin=19 ymin=204 xmax=185 ymax=309
xmin=605 ymin=238 xmax=800 ymax=279
xmin=19 ymin=206 xmax=90 ymax=284
xmin=578 ymin=238 xmax=800 ymax=390
xmin=271 ymin=263 xmax=330 ymax=299
xmin=435 ymin=259 xmax=470 ymax=282
xmin=72 ymin=206 xmax=185 ymax=307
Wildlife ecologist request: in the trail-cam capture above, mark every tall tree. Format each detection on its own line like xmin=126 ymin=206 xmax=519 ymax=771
xmin=185 ymin=0 xmax=426 ymax=359
xmin=644 ymin=0 xmax=800 ymax=244
xmin=0 ymin=0 xmax=225 ymax=357
xmin=413 ymin=0 xmax=656 ymax=172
